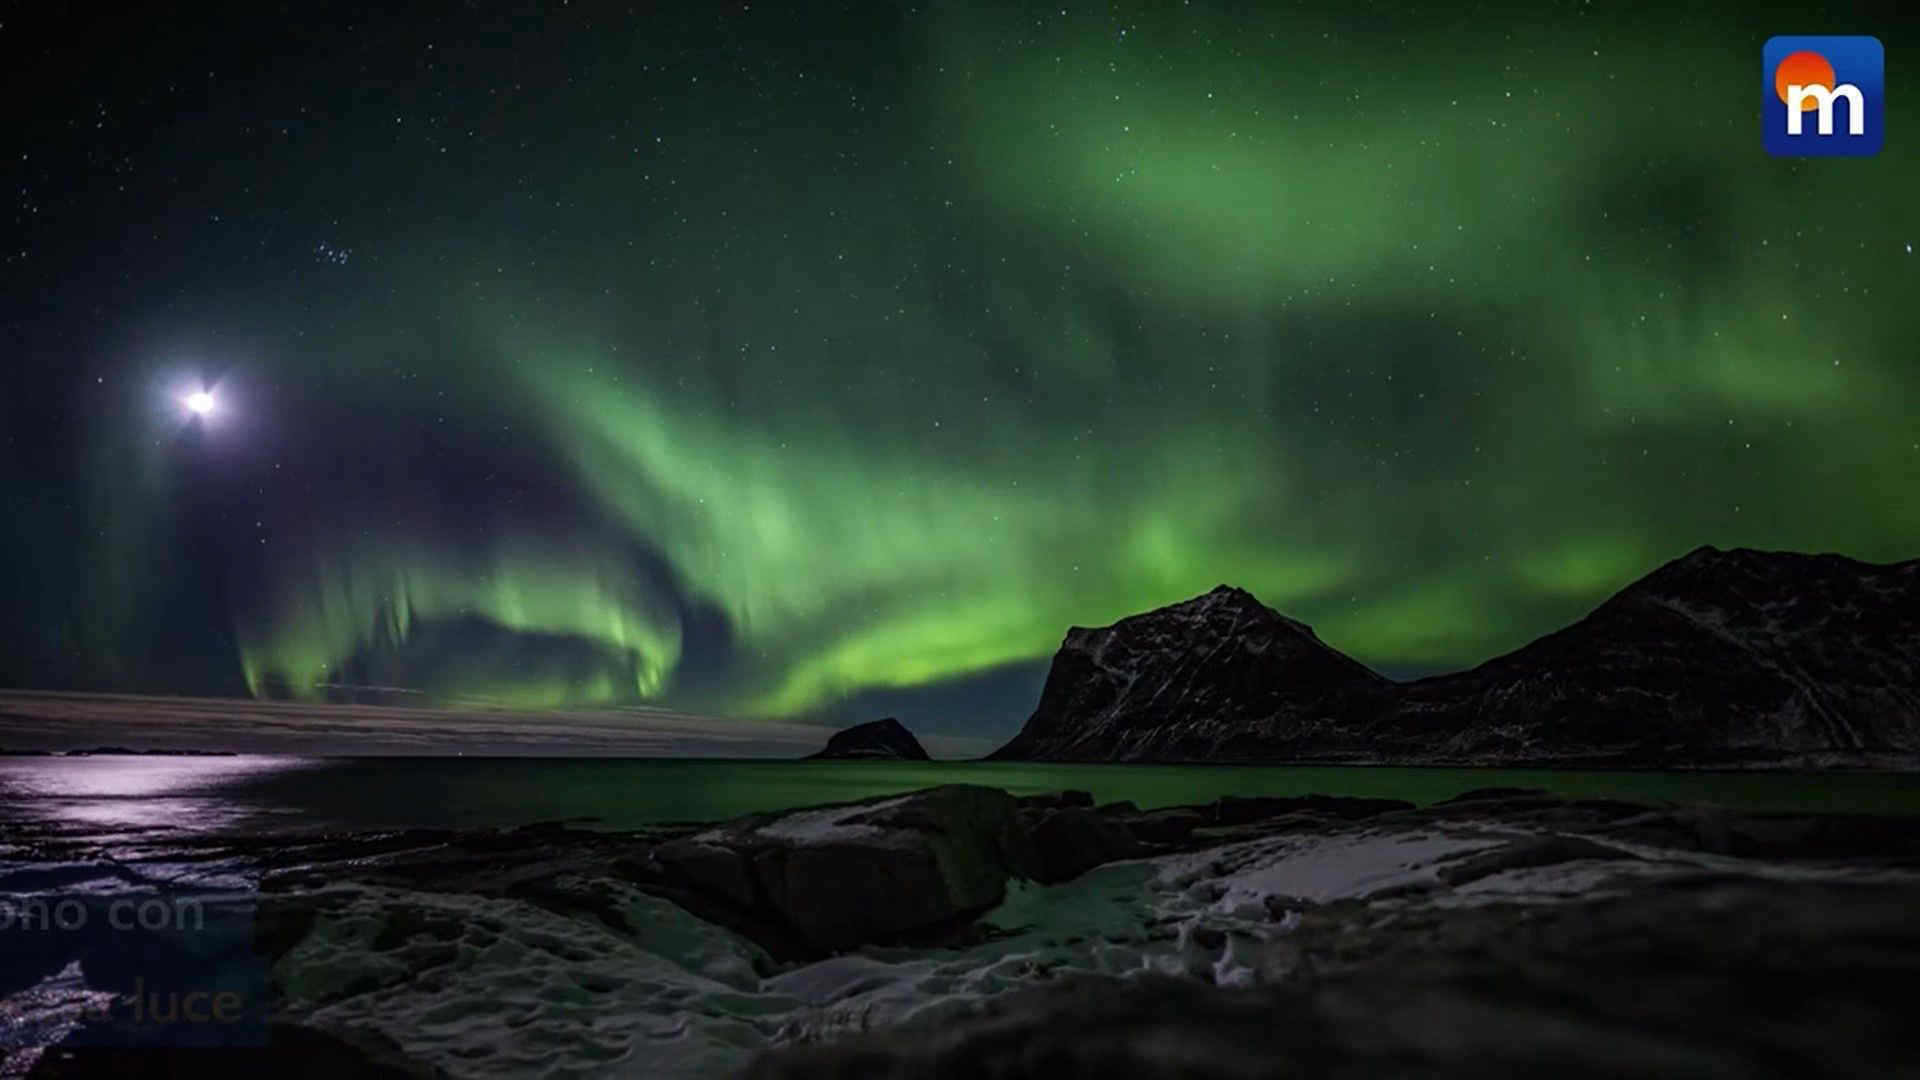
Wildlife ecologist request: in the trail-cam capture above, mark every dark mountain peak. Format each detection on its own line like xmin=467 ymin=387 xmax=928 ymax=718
xmin=1398 ymin=544 xmax=1920 ymax=763
xmin=994 ymin=549 xmax=1920 ymax=767
xmin=1635 ymin=544 xmax=1792 ymax=584
xmin=1635 ymin=545 xmax=1902 ymax=587
xmin=1595 ymin=546 xmax=1916 ymax=629
xmin=1193 ymin=583 xmax=1288 ymax=619
xmin=1198 ymin=582 xmax=1272 ymax=607
xmin=1080 ymin=584 xmax=1336 ymax=653
xmin=989 ymin=587 xmax=1387 ymax=761
xmin=1062 ymin=584 xmax=1262 ymax=635
xmin=807 ymin=717 xmax=931 ymax=761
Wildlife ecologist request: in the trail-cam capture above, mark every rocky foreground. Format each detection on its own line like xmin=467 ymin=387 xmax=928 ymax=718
xmin=3 ymin=785 xmax=1918 ymax=1078
xmin=991 ymin=547 xmax=1920 ymax=767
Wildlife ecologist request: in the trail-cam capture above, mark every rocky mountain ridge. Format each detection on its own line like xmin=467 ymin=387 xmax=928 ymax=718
xmin=990 ymin=547 xmax=1920 ymax=766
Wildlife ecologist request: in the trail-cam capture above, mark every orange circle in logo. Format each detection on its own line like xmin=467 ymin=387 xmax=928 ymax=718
xmin=1774 ymin=50 xmax=1836 ymax=109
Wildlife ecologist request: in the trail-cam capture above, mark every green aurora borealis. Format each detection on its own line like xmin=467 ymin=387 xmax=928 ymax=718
xmin=5 ymin=2 xmax=1917 ymax=737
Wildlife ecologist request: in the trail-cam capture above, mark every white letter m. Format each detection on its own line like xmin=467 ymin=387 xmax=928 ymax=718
xmin=1787 ymin=83 xmax=1866 ymax=136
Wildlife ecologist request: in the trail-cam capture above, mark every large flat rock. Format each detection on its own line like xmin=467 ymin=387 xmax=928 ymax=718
xmin=651 ymin=784 xmax=1036 ymax=956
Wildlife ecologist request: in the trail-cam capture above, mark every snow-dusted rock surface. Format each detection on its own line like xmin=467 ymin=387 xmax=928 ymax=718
xmin=746 ymin=873 xmax=1920 ymax=1079
xmin=992 ymin=548 xmax=1920 ymax=766
xmin=8 ymin=788 xmax=1919 ymax=1078
xmin=262 ymin=799 xmax=1920 ymax=1078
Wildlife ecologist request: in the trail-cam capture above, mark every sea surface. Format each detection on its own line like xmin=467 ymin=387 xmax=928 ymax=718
xmin=2 ymin=755 xmax=1918 ymax=835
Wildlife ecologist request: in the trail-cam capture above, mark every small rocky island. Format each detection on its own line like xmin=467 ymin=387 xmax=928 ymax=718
xmin=804 ymin=717 xmax=930 ymax=761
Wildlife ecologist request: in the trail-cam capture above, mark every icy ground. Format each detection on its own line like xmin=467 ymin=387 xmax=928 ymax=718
xmin=258 ymin=819 xmax=1893 ymax=1079
xmin=7 ymin=811 xmax=1912 ymax=1079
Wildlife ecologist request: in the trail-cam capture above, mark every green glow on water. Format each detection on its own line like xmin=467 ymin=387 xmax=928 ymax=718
xmin=239 ymin=759 xmax=1920 ymax=830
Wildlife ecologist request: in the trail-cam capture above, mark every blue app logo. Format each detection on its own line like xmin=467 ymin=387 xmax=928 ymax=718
xmin=1764 ymin=36 xmax=1884 ymax=157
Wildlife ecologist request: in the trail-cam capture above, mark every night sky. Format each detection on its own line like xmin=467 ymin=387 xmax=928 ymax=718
xmin=4 ymin=2 xmax=1916 ymax=744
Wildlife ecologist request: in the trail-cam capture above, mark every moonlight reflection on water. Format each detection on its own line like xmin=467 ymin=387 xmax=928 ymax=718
xmin=0 ymin=755 xmax=317 ymax=834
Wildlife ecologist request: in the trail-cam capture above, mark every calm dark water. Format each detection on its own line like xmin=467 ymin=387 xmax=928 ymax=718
xmin=2 ymin=756 xmax=1918 ymax=834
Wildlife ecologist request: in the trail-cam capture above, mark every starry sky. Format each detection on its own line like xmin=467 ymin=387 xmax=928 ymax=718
xmin=4 ymin=1 xmax=1916 ymax=745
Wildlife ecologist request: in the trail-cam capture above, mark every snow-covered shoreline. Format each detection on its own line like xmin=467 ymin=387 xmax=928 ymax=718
xmin=6 ymin=786 xmax=1920 ymax=1078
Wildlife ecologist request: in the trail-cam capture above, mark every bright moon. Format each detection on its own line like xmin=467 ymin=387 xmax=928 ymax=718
xmin=185 ymin=390 xmax=216 ymax=416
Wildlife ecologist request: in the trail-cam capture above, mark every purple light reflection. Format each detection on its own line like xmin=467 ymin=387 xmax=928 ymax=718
xmin=0 ymin=755 xmax=316 ymax=834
